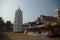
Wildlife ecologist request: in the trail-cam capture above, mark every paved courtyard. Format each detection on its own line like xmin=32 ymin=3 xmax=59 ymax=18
xmin=0 ymin=32 xmax=60 ymax=40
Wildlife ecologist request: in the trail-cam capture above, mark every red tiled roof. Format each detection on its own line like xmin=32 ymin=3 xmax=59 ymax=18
xmin=27 ymin=23 xmax=49 ymax=29
xmin=40 ymin=16 xmax=57 ymax=21
xmin=36 ymin=23 xmax=49 ymax=28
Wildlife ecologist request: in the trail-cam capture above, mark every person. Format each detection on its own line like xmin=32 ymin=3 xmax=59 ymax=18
xmin=38 ymin=30 xmax=41 ymax=34
xmin=24 ymin=28 xmax=28 ymax=35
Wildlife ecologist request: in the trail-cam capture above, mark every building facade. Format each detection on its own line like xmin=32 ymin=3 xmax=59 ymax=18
xmin=40 ymin=15 xmax=57 ymax=22
xmin=54 ymin=9 xmax=60 ymax=19
xmin=13 ymin=8 xmax=23 ymax=32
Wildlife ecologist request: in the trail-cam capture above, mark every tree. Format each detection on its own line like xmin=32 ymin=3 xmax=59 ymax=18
xmin=5 ymin=21 xmax=13 ymax=31
xmin=0 ymin=17 xmax=5 ymax=31
xmin=48 ymin=23 xmax=55 ymax=34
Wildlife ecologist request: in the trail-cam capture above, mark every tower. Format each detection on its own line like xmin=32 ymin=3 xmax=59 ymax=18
xmin=13 ymin=8 xmax=23 ymax=32
xmin=54 ymin=9 xmax=60 ymax=19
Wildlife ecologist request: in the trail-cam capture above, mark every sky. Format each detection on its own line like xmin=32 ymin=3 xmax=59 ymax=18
xmin=0 ymin=0 xmax=60 ymax=23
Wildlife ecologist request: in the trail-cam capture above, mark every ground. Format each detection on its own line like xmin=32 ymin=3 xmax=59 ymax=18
xmin=0 ymin=32 xmax=60 ymax=40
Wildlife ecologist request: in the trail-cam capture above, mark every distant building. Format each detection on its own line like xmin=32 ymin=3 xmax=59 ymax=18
xmin=40 ymin=15 xmax=57 ymax=22
xmin=24 ymin=9 xmax=60 ymax=36
xmin=13 ymin=8 xmax=23 ymax=32
xmin=54 ymin=9 xmax=60 ymax=19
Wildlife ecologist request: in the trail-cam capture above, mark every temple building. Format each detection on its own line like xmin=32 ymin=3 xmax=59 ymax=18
xmin=13 ymin=8 xmax=23 ymax=32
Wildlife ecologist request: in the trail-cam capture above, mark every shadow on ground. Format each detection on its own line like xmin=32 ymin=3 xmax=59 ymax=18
xmin=0 ymin=32 xmax=11 ymax=40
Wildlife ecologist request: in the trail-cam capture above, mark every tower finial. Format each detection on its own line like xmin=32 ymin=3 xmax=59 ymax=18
xmin=18 ymin=6 xmax=20 ymax=9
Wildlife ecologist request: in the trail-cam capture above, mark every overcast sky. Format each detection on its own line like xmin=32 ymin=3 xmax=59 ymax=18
xmin=0 ymin=0 xmax=60 ymax=23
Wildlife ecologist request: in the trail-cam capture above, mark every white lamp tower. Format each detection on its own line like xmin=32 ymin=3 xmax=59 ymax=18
xmin=13 ymin=7 xmax=23 ymax=32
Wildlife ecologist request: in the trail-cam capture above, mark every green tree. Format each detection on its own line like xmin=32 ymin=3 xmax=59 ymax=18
xmin=0 ymin=17 xmax=5 ymax=31
xmin=5 ymin=21 xmax=13 ymax=31
xmin=48 ymin=23 xmax=55 ymax=34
